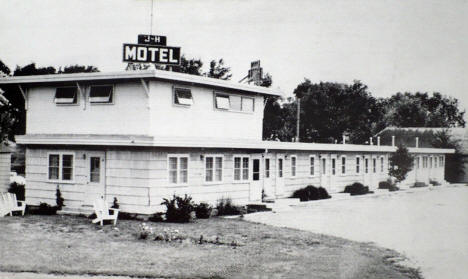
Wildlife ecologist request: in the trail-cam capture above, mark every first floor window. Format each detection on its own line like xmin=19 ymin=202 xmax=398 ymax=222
xmin=331 ymin=158 xmax=336 ymax=175
xmin=434 ymin=156 xmax=438 ymax=168
xmin=168 ymin=155 xmax=188 ymax=184
xmin=381 ymin=157 xmax=384 ymax=172
xmin=205 ymin=156 xmax=223 ymax=182
xmin=440 ymin=156 xmax=444 ymax=166
xmin=341 ymin=157 xmax=346 ymax=174
xmin=365 ymin=158 xmax=369 ymax=173
xmin=322 ymin=158 xmax=326 ymax=174
xmin=278 ymin=158 xmax=284 ymax=178
xmin=48 ymin=154 xmax=60 ymax=180
xmin=310 ymin=156 xmax=315 ymax=176
xmin=48 ymin=153 xmax=74 ymax=181
xmin=373 ymin=158 xmax=377 ymax=173
xmin=291 ymin=156 xmax=297 ymax=177
xmin=356 ymin=157 xmax=360 ymax=174
xmin=265 ymin=158 xmax=270 ymax=178
xmin=234 ymin=156 xmax=249 ymax=181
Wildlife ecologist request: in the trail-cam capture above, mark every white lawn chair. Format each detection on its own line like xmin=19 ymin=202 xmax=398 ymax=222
xmin=1 ymin=192 xmax=26 ymax=216
xmin=92 ymin=197 xmax=119 ymax=226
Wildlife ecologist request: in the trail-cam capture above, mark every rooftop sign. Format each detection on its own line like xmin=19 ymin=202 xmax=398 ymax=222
xmin=123 ymin=34 xmax=181 ymax=65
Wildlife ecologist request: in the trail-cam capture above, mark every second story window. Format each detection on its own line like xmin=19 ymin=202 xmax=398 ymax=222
xmin=214 ymin=93 xmax=255 ymax=112
xmin=90 ymin=85 xmax=113 ymax=104
xmin=55 ymin=87 xmax=77 ymax=104
xmin=174 ymin=88 xmax=193 ymax=106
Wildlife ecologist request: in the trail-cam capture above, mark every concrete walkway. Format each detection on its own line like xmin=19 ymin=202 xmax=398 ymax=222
xmin=245 ymin=185 xmax=468 ymax=279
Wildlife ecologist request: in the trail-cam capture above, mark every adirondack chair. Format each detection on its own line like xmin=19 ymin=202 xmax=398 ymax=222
xmin=1 ymin=193 xmax=26 ymax=216
xmin=92 ymin=197 xmax=119 ymax=226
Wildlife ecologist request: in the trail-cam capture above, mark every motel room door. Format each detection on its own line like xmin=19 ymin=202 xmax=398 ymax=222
xmin=275 ymin=154 xmax=285 ymax=197
xmin=249 ymin=154 xmax=263 ymax=201
xmin=83 ymin=152 xmax=106 ymax=207
xmin=320 ymin=154 xmax=331 ymax=191
xmin=263 ymin=155 xmax=275 ymax=199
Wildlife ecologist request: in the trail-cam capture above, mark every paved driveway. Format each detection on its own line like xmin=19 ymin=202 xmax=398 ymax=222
xmin=245 ymin=185 xmax=468 ymax=279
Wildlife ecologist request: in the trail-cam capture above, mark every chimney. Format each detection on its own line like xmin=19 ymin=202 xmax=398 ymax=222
xmin=391 ymin=136 xmax=395 ymax=147
xmin=343 ymin=135 xmax=346 ymax=144
xmin=370 ymin=137 xmax=373 ymax=145
xmin=377 ymin=136 xmax=380 ymax=146
xmin=416 ymin=137 xmax=419 ymax=148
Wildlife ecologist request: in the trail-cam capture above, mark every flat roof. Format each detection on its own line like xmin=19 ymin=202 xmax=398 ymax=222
xmin=0 ymin=70 xmax=283 ymax=97
xmin=15 ymin=134 xmax=455 ymax=154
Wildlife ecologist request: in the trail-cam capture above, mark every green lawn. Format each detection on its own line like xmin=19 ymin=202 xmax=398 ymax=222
xmin=0 ymin=215 xmax=421 ymax=279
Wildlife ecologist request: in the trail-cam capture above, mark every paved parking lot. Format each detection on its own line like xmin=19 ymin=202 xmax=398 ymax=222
xmin=245 ymin=185 xmax=468 ymax=279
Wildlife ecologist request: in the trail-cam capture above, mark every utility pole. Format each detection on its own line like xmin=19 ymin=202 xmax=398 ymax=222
xmin=296 ymin=96 xmax=300 ymax=142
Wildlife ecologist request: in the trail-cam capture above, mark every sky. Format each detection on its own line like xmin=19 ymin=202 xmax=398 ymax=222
xmin=1 ymin=0 xmax=467 ymax=116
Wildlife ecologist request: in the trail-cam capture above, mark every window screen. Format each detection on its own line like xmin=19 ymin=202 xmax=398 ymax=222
xmin=215 ymin=94 xmax=230 ymax=109
xmin=241 ymin=97 xmax=254 ymax=112
xmin=55 ymin=87 xmax=77 ymax=104
xmin=230 ymin=95 xmax=242 ymax=111
xmin=174 ymin=88 xmax=193 ymax=106
xmin=90 ymin=85 xmax=113 ymax=103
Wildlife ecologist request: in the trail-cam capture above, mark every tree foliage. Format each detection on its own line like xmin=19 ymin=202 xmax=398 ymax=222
xmin=0 ymin=59 xmax=11 ymax=76
xmin=380 ymin=92 xmax=465 ymax=128
xmin=206 ymin=59 xmax=232 ymax=80
xmin=388 ymin=144 xmax=414 ymax=183
xmin=59 ymin=65 xmax=99 ymax=74
xmin=292 ymin=79 xmax=382 ymax=143
xmin=430 ymin=130 xmax=465 ymax=182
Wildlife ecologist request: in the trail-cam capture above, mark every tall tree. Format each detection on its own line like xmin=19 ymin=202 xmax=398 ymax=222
xmin=293 ymin=79 xmax=382 ymax=143
xmin=59 ymin=65 xmax=99 ymax=74
xmin=0 ymin=89 xmax=17 ymax=143
xmin=205 ymin=59 xmax=232 ymax=80
xmin=0 ymin=59 xmax=11 ymax=76
xmin=160 ymin=55 xmax=203 ymax=76
xmin=381 ymin=92 xmax=465 ymax=128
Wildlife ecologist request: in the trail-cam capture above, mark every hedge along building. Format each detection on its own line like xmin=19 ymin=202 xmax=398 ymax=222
xmin=0 ymin=70 xmax=454 ymax=214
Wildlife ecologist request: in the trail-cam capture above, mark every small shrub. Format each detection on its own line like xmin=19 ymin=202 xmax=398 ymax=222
xmin=411 ymin=182 xmax=428 ymax=188
xmin=343 ymin=182 xmax=373 ymax=196
xmin=112 ymin=197 xmax=120 ymax=209
xmin=216 ymin=198 xmax=245 ymax=216
xmin=291 ymin=185 xmax=331 ymax=201
xmin=161 ymin=194 xmax=194 ymax=223
xmin=378 ymin=180 xmax=399 ymax=192
xmin=138 ymin=223 xmax=153 ymax=240
xmin=194 ymin=202 xmax=212 ymax=219
xmin=429 ymin=179 xmax=441 ymax=186
xmin=31 ymin=203 xmax=58 ymax=215
xmin=8 ymin=182 xmax=25 ymax=201
xmin=56 ymin=186 xmax=64 ymax=210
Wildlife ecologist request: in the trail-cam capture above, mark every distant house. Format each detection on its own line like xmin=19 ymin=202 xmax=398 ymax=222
xmin=376 ymin=127 xmax=468 ymax=182
xmin=0 ymin=71 xmax=455 ymax=214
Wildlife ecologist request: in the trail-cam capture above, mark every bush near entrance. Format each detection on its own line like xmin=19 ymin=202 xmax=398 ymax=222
xmin=291 ymin=185 xmax=331 ymax=201
xmin=343 ymin=182 xmax=373 ymax=196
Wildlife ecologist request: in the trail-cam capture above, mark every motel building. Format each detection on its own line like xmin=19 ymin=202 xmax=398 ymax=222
xmin=0 ymin=70 xmax=454 ymax=214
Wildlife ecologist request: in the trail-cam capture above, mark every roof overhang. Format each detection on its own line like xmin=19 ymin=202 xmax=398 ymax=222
xmin=0 ymin=70 xmax=283 ymax=97
xmin=15 ymin=134 xmax=455 ymax=154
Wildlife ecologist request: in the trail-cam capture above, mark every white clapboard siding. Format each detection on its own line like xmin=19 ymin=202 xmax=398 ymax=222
xmin=0 ymin=153 xmax=11 ymax=193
